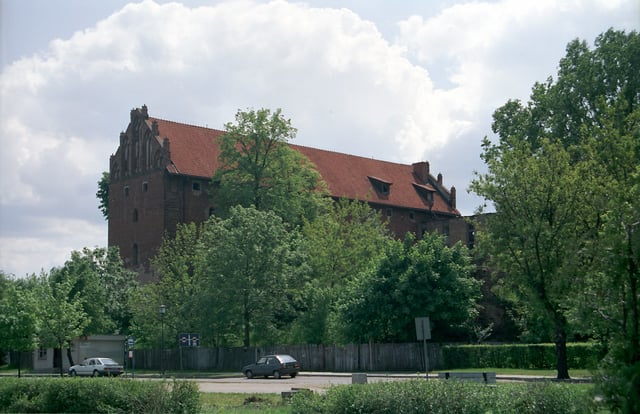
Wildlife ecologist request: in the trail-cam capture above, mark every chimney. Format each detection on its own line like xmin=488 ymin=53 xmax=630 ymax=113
xmin=437 ymin=173 xmax=443 ymax=186
xmin=450 ymin=186 xmax=456 ymax=209
xmin=412 ymin=161 xmax=430 ymax=183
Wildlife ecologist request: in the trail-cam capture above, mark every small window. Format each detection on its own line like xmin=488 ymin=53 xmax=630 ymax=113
xmin=381 ymin=183 xmax=390 ymax=195
xmin=192 ymin=181 xmax=201 ymax=192
xmin=133 ymin=209 xmax=139 ymax=222
xmin=124 ymin=186 xmax=130 ymax=196
xmin=142 ymin=182 xmax=148 ymax=192
xmin=386 ymin=208 xmax=393 ymax=217
xmin=38 ymin=348 xmax=47 ymax=360
xmin=408 ymin=211 xmax=415 ymax=221
xmin=132 ymin=243 xmax=139 ymax=266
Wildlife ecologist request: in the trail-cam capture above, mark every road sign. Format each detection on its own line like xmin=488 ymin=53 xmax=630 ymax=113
xmin=415 ymin=317 xmax=431 ymax=341
xmin=179 ymin=333 xmax=200 ymax=347
xmin=127 ymin=336 xmax=135 ymax=348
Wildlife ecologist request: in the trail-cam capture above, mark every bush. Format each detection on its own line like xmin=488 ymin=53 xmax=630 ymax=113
xmin=290 ymin=380 xmax=598 ymax=414
xmin=442 ymin=343 xmax=600 ymax=370
xmin=0 ymin=377 xmax=200 ymax=413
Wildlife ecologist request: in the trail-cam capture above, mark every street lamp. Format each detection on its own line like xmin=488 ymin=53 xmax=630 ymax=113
xmin=159 ymin=304 xmax=166 ymax=376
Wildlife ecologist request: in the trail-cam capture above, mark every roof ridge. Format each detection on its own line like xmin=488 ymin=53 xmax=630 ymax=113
xmin=290 ymin=143 xmax=411 ymax=167
xmin=150 ymin=116 xmax=226 ymax=134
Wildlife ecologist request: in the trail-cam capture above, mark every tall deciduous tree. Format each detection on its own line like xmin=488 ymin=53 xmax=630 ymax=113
xmin=470 ymin=138 xmax=592 ymax=379
xmin=0 ymin=273 xmax=39 ymax=376
xmin=291 ymin=199 xmax=391 ymax=344
xmin=38 ymin=273 xmax=89 ymax=376
xmin=212 ymin=108 xmax=329 ymax=226
xmin=197 ymin=206 xmax=302 ymax=347
xmin=337 ymin=233 xmax=479 ymax=343
xmin=470 ymin=29 xmax=639 ymax=383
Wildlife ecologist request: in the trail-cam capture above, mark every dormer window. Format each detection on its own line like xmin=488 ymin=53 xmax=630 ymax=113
xmin=413 ymin=182 xmax=435 ymax=205
xmin=368 ymin=176 xmax=392 ymax=196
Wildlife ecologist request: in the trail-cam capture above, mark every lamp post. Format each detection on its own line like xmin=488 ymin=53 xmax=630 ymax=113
xmin=159 ymin=304 xmax=166 ymax=376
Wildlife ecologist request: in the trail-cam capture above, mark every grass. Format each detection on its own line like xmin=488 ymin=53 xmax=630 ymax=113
xmin=200 ymin=393 xmax=292 ymax=413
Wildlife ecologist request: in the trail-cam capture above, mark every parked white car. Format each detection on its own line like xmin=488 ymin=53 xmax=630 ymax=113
xmin=68 ymin=357 xmax=124 ymax=377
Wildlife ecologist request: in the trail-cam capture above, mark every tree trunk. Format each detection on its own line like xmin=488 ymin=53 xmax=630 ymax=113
xmin=66 ymin=346 xmax=75 ymax=368
xmin=555 ymin=324 xmax=570 ymax=379
xmin=243 ymin=292 xmax=250 ymax=348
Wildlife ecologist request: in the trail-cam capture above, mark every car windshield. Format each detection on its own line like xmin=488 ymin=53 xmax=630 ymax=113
xmin=277 ymin=355 xmax=296 ymax=363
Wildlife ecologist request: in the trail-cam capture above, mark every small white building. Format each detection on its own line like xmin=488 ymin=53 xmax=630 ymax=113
xmin=33 ymin=335 xmax=126 ymax=372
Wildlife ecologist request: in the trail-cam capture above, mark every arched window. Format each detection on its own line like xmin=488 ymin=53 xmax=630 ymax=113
xmin=133 ymin=208 xmax=139 ymax=222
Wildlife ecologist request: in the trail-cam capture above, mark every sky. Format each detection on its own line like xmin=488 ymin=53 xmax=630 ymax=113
xmin=0 ymin=0 xmax=638 ymax=277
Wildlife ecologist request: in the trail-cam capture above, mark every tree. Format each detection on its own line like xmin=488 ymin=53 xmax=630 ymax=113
xmin=96 ymin=171 xmax=109 ymax=220
xmin=0 ymin=273 xmax=39 ymax=376
xmin=38 ymin=273 xmax=89 ymax=377
xmin=470 ymin=138 xmax=592 ymax=379
xmin=197 ymin=206 xmax=302 ymax=347
xmin=50 ymin=247 xmax=137 ymax=337
xmin=129 ymin=223 xmax=203 ymax=348
xmin=291 ymin=199 xmax=392 ymax=344
xmin=470 ymin=29 xmax=639 ymax=383
xmin=336 ymin=233 xmax=480 ymax=343
xmin=212 ymin=108 xmax=329 ymax=226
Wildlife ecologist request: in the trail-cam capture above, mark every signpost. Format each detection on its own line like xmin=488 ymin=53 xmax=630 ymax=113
xmin=126 ymin=336 xmax=135 ymax=378
xmin=178 ymin=333 xmax=200 ymax=371
xmin=415 ymin=317 xmax=431 ymax=379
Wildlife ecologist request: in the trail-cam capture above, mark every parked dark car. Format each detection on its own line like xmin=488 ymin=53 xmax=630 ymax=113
xmin=242 ymin=354 xmax=301 ymax=379
xmin=68 ymin=357 xmax=124 ymax=377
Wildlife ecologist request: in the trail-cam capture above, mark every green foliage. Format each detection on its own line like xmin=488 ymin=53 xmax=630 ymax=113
xmin=0 ymin=377 xmax=200 ymax=414
xmin=49 ymin=246 xmax=138 ymax=336
xmin=197 ymin=205 xmax=304 ymax=347
xmin=213 ymin=107 xmax=329 ymax=227
xmin=290 ymin=380 xmax=597 ymax=414
xmin=336 ymin=232 xmax=480 ymax=343
xmin=290 ymin=199 xmax=392 ymax=344
xmin=96 ymin=171 xmax=109 ymax=220
xmin=470 ymin=29 xmax=640 ymax=381
xmin=0 ymin=273 xmax=39 ymax=353
xmin=442 ymin=343 xmax=600 ymax=370
xmin=129 ymin=223 xmax=204 ymax=348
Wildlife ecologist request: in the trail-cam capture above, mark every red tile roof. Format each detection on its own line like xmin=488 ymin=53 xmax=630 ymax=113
xmin=149 ymin=117 xmax=459 ymax=216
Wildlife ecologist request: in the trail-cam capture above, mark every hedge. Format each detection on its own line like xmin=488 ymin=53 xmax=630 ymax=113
xmin=441 ymin=343 xmax=600 ymax=370
xmin=290 ymin=380 xmax=599 ymax=414
xmin=0 ymin=377 xmax=200 ymax=413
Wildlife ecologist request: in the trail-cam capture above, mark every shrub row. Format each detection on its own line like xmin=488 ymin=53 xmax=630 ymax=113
xmin=441 ymin=343 xmax=600 ymax=370
xmin=0 ymin=377 xmax=200 ymax=413
xmin=290 ymin=380 xmax=599 ymax=414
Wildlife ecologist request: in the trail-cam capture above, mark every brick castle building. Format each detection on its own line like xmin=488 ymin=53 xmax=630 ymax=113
xmin=108 ymin=105 xmax=473 ymax=281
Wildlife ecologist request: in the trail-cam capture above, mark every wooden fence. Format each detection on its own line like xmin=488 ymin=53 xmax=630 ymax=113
xmin=129 ymin=342 xmax=443 ymax=372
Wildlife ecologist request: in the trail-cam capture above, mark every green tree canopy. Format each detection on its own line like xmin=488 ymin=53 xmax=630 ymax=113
xmin=470 ymin=29 xmax=639 ymax=384
xmin=212 ymin=108 xmax=330 ymax=226
xmin=197 ymin=205 xmax=303 ymax=347
xmin=336 ymin=233 xmax=480 ymax=343
xmin=290 ymin=199 xmax=392 ymax=344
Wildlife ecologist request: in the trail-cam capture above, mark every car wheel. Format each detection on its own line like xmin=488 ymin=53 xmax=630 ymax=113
xmin=92 ymin=370 xmax=99 ymax=377
xmin=290 ymin=373 xmax=297 ymax=378
xmin=69 ymin=370 xmax=77 ymax=377
xmin=245 ymin=370 xmax=253 ymax=379
xmin=273 ymin=370 xmax=281 ymax=379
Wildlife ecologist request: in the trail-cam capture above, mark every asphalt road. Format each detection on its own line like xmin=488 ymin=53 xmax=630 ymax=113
xmin=194 ymin=373 xmax=417 ymax=394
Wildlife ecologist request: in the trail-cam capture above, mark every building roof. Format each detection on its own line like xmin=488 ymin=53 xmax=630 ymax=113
xmin=149 ymin=117 xmax=459 ymax=216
